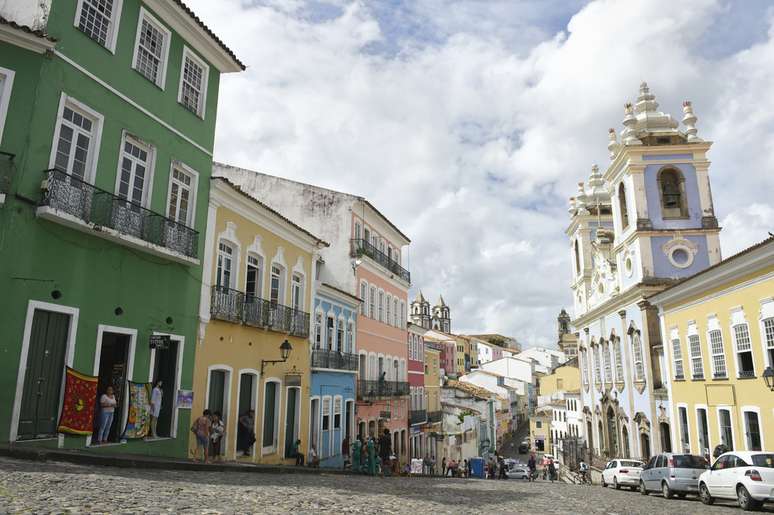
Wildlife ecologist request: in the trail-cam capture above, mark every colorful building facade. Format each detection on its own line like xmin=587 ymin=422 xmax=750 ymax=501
xmin=192 ymin=178 xmax=326 ymax=464
xmin=572 ymin=83 xmax=720 ymax=462
xmin=651 ymin=237 xmax=773 ymax=457
xmin=408 ymin=323 xmax=426 ymax=457
xmin=0 ymin=0 xmax=241 ymax=456
xmin=310 ymin=282 xmax=359 ymax=468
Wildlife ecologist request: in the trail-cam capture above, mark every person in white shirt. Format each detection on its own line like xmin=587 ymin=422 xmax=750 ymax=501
xmin=96 ymin=386 xmax=117 ymax=444
xmin=150 ymin=380 xmax=163 ymax=438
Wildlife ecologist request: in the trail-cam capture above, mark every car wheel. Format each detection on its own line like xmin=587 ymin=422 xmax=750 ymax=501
xmin=662 ymin=481 xmax=673 ymax=499
xmin=639 ymin=480 xmax=648 ymax=495
xmin=601 ymin=476 xmax=607 ymax=488
xmin=737 ymin=485 xmax=761 ymax=511
xmin=613 ymin=477 xmax=620 ymax=490
xmin=699 ymin=483 xmax=714 ymax=505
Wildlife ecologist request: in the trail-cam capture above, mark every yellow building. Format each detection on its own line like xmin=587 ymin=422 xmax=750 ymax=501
xmin=538 ymin=363 xmax=581 ymax=396
xmin=191 ymin=178 xmax=327 ymax=464
xmin=650 ymin=237 xmax=774 ymax=457
xmin=424 ymin=341 xmax=442 ymax=459
xmin=455 ymin=335 xmax=470 ymax=376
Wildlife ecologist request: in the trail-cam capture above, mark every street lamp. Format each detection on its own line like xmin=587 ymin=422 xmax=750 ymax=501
xmin=261 ymin=339 xmax=293 ymax=374
xmin=763 ymin=366 xmax=774 ymax=391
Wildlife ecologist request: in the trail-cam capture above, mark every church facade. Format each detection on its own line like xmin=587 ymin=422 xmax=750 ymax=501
xmin=410 ymin=292 xmax=451 ymax=333
xmin=569 ymin=84 xmax=721 ymax=463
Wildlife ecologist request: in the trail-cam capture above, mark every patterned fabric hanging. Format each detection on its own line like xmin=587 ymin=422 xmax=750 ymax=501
xmin=57 ymin=367 xmax=99 ymax=435
xmin=123 ymin=381 xmax=152 ymax=439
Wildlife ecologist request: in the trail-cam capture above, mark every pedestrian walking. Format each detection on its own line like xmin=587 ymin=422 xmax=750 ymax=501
xmin=548 ymin=459 xmax=556 ymax=483
xmin=342 ymin=435 xmax=350 ymax=469
xmin=96 ymin=386 xmax=117 ymax=444
xmin=308 ymin=444 xmax=320 ymax=468
xmin=192 ymin=409 xmax=211 ymax=463
xmin=149 ymin=380 xmax=163 ymax=438
xmin=463 ymin=459 xmax=469 ymax=478
xmin=528 ymin=453 xmax=537 ymax=482
xmin=293 ymin=439 xmax=304 ymax=466
xmin=378 ymin=429 xmax=392 ymax=476
xmin=236 ymin=409 xmax=256 ymax=456
xmin=441 ymin=457 xmax=447 ymax=477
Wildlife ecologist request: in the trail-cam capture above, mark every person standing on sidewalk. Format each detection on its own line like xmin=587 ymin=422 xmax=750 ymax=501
xmin=378 ymin=429 xmax=392 ymax=477
xmin=441 ymin=457 xmax=447 ymax=477
xmin=193 ymin=409 xmax=211 ymax=463
xmin=149 ymin=381 xmax=163 ymax=438
xmin=209 ymin=411 xmax=225 ymax=461
xmin=528 ymin=453 xmax=537 ymax=482
xmin=96 ymin=386 xmax=117 ymax=444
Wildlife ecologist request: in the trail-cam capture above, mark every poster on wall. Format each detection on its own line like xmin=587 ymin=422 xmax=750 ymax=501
xmin=122 ymin=381 xmax=152 ymax=439
xmin=410 ymin=458 xmax=424 ymax=475
xmin=57 ymin=367 xmax=99 ymax=435
xmin=176 ymin=389 xmax=193 ymax=409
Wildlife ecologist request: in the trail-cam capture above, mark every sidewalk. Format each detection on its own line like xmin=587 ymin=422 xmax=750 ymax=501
xmin=0 ymin=444 xmax=348 ymax=476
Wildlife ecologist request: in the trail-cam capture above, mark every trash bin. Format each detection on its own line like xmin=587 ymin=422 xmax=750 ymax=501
xmin=470 ymin=457 xmax=485 ymax=479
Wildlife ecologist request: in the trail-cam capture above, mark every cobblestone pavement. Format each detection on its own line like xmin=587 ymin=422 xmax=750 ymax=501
xmin=0 ymin=457 xmax=770 ymax=514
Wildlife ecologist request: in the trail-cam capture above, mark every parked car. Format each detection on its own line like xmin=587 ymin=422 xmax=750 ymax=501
xmin=601 ymin=459 xmax=644 ymax=490
xmin=506 ymin=463 xmax=530 ymax=480
xmin=639 ymin=453 xmax=708 ymax=498
xmin=698 ymin=451 xmax=774 ymax=511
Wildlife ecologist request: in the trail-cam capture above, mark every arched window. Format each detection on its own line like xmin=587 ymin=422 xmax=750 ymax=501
xmin=618 ymin=182 xmax=629 ymax=229
xmin=574 ymin=240 xmax=581 ymax=275
xmin=657 ymin=168 xmax=687 ymax=218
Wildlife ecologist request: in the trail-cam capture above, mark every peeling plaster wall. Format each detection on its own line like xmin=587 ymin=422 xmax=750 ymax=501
xmin=213 ymin=164 xmax=357 ymax=294
xmin=0 ymin=0 xmax=51 ymax=30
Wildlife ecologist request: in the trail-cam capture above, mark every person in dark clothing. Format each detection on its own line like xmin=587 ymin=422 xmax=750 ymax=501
xmin=498 ymin=455 xmax=507 ymax=479
xmin=548 ymin=459 xmax=556 ymax=483
xmin=441 ymin=457 xmax=447 ymax=477
xmin=527 ymin=453 xmax=537 ymax=482
xmin=378 ymin=429 xmax=392 ymax=476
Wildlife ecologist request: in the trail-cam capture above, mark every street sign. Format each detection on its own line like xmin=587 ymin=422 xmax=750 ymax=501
xmin=149 ymin=334 xmax=170 ymax=350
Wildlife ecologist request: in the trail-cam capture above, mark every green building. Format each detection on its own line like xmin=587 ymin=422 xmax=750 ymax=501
xmin=0 ymin=0 xmax=243 ymax=457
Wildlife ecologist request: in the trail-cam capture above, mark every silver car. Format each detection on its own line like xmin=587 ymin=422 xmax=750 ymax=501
xmin=639 ymin=453 xmax=709 ymax=498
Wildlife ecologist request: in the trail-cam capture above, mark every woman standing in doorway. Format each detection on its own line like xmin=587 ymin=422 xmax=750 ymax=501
xmin=96 ymin=386 xmax=117 ymax=444
xmin=150 ymin=380 xmax=163 ymax=438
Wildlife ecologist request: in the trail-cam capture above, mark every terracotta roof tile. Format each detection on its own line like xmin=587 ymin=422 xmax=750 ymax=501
xmin=171 ymin=0 xmax=245 ymax=70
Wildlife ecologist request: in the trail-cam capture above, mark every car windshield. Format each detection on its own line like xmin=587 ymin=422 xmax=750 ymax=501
xmin=751 ymin=454 xmax=774 ymax=468
xmin=620 ymin=461 xmax=643 ymax=468
xmin=673 ymin=455 xmax=707 ymax=469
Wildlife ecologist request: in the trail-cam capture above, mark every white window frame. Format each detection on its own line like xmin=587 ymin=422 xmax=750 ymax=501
xmin=314 ymin=309 xmax=323 ymax=349
xmin=261 ymin=378 xmax=282 ymax=455
xmin=0 ymin=66 xmax=15 ymax=146
xmin=603 ymin=340 xmax=612 ymax=384
xmin=131 ymin=7 xmax=171 ymax=89
xmin=359 ymin=280 xmax=367 ymax=316
xmin=177 ymin=46 xmax=209 ymax=119
xmin=165 ymin=161 xmax=198 ymax=228
xmin=386 ymin=293 xmax=392 ymax=326
xmin=48 ymin=93 xmax=104 ymax=184
xmin=741 ymin=406 xmax=765 ymax=451
xmin=400 ymin=301 xmax=406 ymax=328
xmin=346 ymin=319 xmax=354 ymax=354
xmin=270 ymin=263 xmax=285 ymax=304
xmin=336 ymin=316 xmax=345 ymax=352
xmin=216 ymin=240 xmax=236 ymax=289
xmin=705 ymin=315 xmax=727 ymax=379
xmin=378 ymin=290 xmax=384 ymax=323
xmin=687 ymin=324 xmax=704 ymax=380
xmin=731 ymin=320 xmax=755 ymax=378
xmin=393 ymin=298 xmax=398 ymax=326
xmin=326 ymin=314 xmax=335 ymax=351
xmin=114 ymin=131 xmax=156 ymax=208
xmin=74 ymin=0 xmax=124 ymax=53
xmin=245 ymin=253 xmax=264 ymax=299
xmin=677 ymin=403 xmax=691 ymax=453
xmin=291 ymin=272 xmax=304 ymax=311
xmin=369 ymin=286 xmax=376 ymax=319
xmin=758 ymin=299 xmax=774 ymax=368
xmin=670 ymin=334 xmax=685 ymax=380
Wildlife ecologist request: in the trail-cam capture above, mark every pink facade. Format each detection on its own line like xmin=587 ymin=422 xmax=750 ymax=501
xmin=351 ymin=213 xmax=410 ymax=462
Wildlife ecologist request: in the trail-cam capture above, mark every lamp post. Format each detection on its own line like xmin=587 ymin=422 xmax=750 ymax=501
xmin=261 ymin=339 xmax=292 ymax=374
xmin=763 ymin=366 xmax=774 ymax=391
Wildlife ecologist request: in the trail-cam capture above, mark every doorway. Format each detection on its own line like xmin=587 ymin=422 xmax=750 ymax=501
xmin=284 ymin=387 xmax=300 ymax=458
xmin=151 ymin=339 xmax=179 ymax=438
xmin=95 ymin=332 xmax=131 ymax=442
xmin=310 ymin=398 xmax=320 ymax=455
xmin=18 ymin=310 xmax=71 ymax=440
xmin=659 ymin=422 xmax=672 ymax=452
xmin=640 ymin=433 xmax=651 ymax=460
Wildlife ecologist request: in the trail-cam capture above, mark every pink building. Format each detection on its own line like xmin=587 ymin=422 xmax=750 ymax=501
xmin=407 ymin=323 xmax=426 ymax=457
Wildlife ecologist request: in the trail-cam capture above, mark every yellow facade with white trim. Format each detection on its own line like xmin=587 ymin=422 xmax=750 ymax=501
xmin=654 ymin=246 xmax=774 ymax=457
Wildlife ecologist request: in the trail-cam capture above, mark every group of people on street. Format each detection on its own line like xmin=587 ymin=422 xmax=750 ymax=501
xmin=349 ymin=429 xmax=396 ymax=476
xmin=191 ymin=409 xmax=226 ymax=462
xmin=95 ymin=381 xmax=164 ymax=445
xmin=526 ymin=453 xmax=558 ymax=482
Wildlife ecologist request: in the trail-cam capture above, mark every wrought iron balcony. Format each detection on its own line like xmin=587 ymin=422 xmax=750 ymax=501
xmin=409 ymin=409 xmax=427 ymax=426
xmin=0 ymin=151 xmax=14 ymax=203
xmin=350 ymin=239 xmax=410 ymax=283
xmin=739 ymin=369 xmax=756 ymax=378
xmin=311 ymin=349 xmax=359 ymax=371
xmin=357 ymin=379 xmax=409 ymax=400
xmin=39 ymin=168 xmax=198 ymax=259
xmin=210 ymin=286 xmax=310 ymax=338
xmin=211 ymin=286 xmax=244 ymax=323
xmin=427 ymin=410 xmax=443 ymax=423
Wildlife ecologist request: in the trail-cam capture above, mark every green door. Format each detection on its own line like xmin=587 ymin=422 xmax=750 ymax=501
xmin=18 ymin=310 xmax=70 ymax=439
xmin=284 ymin=387 xmax=297 ymax=457
xmin=207 ymin=370 xmax=226 ymax=419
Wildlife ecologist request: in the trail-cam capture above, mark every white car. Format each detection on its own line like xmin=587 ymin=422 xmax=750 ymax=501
xmin=506 ymin=464 xmax=530 ymax=480
xmin=699 ymin=451 xmax=774 ymax=511
xmin=601 ymin=459 xmax=644 ymax=490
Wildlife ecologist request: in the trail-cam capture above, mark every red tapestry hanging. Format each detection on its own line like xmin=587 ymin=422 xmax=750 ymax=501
xmin=57 ymin=367 xmax=99 ymax=435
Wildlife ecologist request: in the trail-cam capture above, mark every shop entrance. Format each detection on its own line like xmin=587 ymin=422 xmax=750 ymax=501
xmin=151 ymin=339 xmax=179 ymax=437
xmin=95 ymin=332 xmax=131 ymax=442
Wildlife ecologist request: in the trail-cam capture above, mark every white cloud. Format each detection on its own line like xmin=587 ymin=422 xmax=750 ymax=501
xmin=188 ymin=0 xmax=774 ymax=347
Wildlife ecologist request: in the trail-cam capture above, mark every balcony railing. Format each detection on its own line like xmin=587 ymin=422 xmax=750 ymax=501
xmin=311 ymin=349 xmax=359 ymax=371
xmin=427 ymin=410 xmax=443 ymax=423
xmin=409 ymin=409 xmax=427 ymax=426
xmin=739 ymin=369 xmax=755 ymax=378
xmin=210 ymin=286 xmax=310 ymax=338
xmin=357 ymin=379 xmax=409 ymax=400
xmin=350 ymin=239 xmax=410 ymax=283
xmin=40 ymin=168 xmax=198 ymax=258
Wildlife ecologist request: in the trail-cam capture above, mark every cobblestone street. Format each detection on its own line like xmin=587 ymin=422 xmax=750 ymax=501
xmin=0 ymin=458 xmax=770 ymax=514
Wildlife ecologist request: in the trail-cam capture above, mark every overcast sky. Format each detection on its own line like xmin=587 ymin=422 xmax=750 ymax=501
xmin=189 ymin=0 xmax=774 ymax=348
